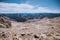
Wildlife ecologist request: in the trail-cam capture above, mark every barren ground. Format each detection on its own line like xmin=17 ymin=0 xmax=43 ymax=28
xmin=0 ymin=17 xmax=60 ymax=40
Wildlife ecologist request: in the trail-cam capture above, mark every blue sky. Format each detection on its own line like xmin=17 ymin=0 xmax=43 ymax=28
xmin=0 ymin=0 xmax=60 ymax=13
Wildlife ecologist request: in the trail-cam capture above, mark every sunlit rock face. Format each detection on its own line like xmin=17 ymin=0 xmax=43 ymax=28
xmin=0 ymin=16 xmax=60 ymax=40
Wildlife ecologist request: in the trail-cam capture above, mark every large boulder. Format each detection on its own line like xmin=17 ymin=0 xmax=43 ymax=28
xmin=0 ymin=16 xmax=11 ymax=28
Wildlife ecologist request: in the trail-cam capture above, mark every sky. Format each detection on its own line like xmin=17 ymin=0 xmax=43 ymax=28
xmin=0 ymin=0 xmax=60 ymax=13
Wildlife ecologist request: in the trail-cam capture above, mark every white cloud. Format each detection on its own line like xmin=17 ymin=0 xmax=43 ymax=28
xmin=0 ymin=2 xmax=60 ymax=13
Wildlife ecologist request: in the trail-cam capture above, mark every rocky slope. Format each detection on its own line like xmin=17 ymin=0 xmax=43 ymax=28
xmin=0 ymin=16 xmax=60 ymax=40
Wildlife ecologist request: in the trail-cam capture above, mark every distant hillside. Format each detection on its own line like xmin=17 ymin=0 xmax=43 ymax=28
xmin=0 ymin=13 xmax=60 ymax=22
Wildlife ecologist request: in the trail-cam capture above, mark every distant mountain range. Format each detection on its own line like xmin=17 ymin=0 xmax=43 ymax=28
xmin=0 ymin=13 xmax=60 ymax=22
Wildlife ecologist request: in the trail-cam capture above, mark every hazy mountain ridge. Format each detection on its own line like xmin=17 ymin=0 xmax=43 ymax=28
xmin=0 ymin=13 xmax=60 ymax=22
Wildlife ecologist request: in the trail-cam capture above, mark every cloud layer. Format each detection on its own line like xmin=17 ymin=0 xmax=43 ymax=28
xmin=0 ymin=2 xmax=60 ymax=13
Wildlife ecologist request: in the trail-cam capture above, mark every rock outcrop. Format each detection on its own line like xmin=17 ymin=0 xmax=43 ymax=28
xmin=0 ymin=16 xmax=11 ymax=28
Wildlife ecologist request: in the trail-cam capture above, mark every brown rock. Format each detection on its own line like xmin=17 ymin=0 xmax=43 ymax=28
xmin=0 ymin=16 xmax=11 ymax=28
